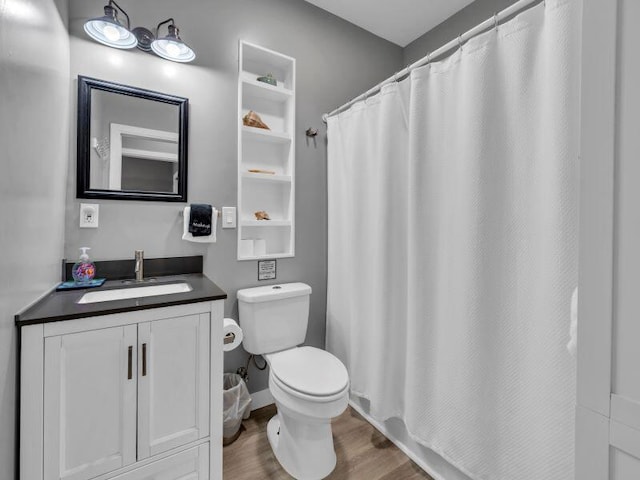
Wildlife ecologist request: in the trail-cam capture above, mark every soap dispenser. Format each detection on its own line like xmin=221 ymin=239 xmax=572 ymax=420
xmin=72 ymin=247 xmax=96 ymax=284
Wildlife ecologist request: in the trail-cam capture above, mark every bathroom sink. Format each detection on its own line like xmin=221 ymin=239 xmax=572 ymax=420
xmin=77 ymin=282 xmax=193 ymax=304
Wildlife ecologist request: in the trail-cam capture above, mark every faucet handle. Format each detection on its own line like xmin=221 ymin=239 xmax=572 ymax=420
xmin=134 ymin=250 xmax=144 ymax=280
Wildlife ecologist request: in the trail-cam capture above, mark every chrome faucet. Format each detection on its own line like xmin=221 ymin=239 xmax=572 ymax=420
xmin=134 ymin=250 xmax=144 ymax=281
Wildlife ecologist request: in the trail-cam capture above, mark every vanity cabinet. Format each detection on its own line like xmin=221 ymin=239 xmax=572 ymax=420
xmin=20 ymin=301 xmax=223 ymax=480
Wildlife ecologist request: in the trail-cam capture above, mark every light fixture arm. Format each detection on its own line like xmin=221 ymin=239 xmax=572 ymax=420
xmin=155 ymin=18 xmax=176 ymax=37
xmin=108 ymin=0 xmax=132 ymax=30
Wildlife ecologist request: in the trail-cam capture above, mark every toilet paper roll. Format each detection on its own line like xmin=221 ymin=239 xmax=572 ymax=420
xmin=223 ymin=318 xmax=243 ymax=352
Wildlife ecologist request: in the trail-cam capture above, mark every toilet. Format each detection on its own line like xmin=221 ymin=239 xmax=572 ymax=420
xmin=237 ymin=283 xmax=349 ymax=480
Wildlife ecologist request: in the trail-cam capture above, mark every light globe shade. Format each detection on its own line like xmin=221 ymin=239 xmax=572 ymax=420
xmin=151 ymin=37 xmax=196 ymax=63
xmin=84 ymin=7 xmax=137 ymax=49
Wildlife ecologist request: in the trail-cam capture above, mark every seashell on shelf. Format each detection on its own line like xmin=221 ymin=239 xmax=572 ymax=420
xmin=254 ymin=210 xmax=271 ymax=220
xmin=243 ymin=110 xmax=270 ymax=130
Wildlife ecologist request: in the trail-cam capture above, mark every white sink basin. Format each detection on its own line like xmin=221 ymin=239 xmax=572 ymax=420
xmin=77 ymin=282 xmax=193 ymax=304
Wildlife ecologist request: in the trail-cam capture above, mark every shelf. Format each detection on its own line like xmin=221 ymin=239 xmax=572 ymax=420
xmin=239 ymin=253 xmax=295 ymax=261
xmin=241 ymin=220 xmax=291 ymax=227
xmin=241 ymin=172 xmax=291 ymax=183
xmin=241 ymin=42 xmax=295 ymax=90
xmin=238 ymin=41 xmax=295 ymax=261
xmin=242 ymin=126 xmax=291 ymax=144
xmin=242 ymin=75 xmax=293 ymax=102
xmin=121 ymin=148 xmax=178 ymax=163
xmin=243 ymin=43 xmax=294 ymax=72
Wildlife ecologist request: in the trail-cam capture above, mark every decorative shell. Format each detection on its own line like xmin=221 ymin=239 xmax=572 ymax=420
xmin=256 ymin=73 xmax=277 ymax=86
xmin=243 ymin=110 xmax=270 ymax=130
xmin=254 ymin=210 xmax=271 ymax=220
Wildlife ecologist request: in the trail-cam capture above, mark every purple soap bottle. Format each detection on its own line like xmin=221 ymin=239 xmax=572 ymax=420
xmin=72 ymin=247 xmax=96 ymax=284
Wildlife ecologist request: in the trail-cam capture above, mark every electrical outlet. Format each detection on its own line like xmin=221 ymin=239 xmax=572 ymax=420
xmin=80 ymin=203 xmax=99 ymax=228
xmin=222 ymin=206 xmax=236 ymax=229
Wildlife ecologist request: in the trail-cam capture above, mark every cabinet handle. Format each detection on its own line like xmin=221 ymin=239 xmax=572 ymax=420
xmin=142 ymin=343 xmax=147 ymax=377
xmin=127 ymin=346 xmax=133 ymax=380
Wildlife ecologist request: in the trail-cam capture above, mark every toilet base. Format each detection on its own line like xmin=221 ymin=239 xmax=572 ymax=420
xmin=267 ymin=408 xmax=337 ymax=480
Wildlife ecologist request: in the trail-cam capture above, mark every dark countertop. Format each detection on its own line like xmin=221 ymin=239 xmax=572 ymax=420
xmin=16 ymin=273 xmax=227 ymax=327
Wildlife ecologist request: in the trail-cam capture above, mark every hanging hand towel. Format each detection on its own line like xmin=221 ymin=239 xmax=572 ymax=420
xmin=182 ymin=206 xmax=217 ymax=243
xmin=189 ymin=203 xmax=212 ymax=236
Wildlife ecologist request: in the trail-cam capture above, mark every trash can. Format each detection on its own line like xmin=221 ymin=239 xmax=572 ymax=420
xmin=223 ymin=373 xmax=252 ymax=445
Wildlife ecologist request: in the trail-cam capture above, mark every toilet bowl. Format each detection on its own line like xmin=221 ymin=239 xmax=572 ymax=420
xmin=237 ymin=283 xmax=350 ymax=479
xmin=265 ymin=346 xmax=349 ymax=480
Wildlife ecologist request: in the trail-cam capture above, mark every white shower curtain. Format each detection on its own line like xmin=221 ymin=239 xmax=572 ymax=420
xmin=326 ymin=1 xmax=579 ymax=479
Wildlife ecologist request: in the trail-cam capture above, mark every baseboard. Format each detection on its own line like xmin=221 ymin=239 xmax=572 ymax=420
xmin=349 ymin=398 xmax=472 ymax=480
xmin=250 ymin=389 xmax=274 ymax=411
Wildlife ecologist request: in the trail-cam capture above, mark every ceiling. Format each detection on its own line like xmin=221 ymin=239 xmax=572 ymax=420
xmin=303 ymin=0 xmax=477 ymax=47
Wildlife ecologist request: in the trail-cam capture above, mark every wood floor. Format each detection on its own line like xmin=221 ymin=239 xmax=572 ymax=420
xmin=223 ymin=404 xmax=433 ymax=479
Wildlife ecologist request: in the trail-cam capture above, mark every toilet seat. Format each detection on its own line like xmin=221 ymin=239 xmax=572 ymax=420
xmin=266 ymin=346 xmax=349 ymax=398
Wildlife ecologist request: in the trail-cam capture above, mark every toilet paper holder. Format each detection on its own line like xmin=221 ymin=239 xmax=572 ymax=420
xmin=222 ymin=317 xmax=243 ymax=352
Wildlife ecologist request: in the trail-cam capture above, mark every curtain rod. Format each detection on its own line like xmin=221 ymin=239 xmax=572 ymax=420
xmin=322 ymin=0 xmax=542 ymax=123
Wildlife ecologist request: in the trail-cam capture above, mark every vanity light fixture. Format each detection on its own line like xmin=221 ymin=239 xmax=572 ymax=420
xmin=84 ymin=3 xmax=196 ymax=63
xmin=151 ymin=18 xmax=196 ymax=63
xmin=83 ymin=0 xmax=137 ymax=49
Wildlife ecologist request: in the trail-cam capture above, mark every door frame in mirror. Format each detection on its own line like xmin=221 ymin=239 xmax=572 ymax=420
xmin=77 ymin=75 xmax=189 ymax=202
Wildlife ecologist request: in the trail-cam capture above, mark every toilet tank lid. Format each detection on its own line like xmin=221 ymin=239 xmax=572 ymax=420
xmin=237 ymin=282 xmax=312 ymax=303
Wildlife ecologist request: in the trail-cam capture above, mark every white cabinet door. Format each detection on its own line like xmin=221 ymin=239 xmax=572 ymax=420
xmin=137 ymin=314 xmax=210 ymax=459
xmin=43 ymin=325 xmax=137 ymax=480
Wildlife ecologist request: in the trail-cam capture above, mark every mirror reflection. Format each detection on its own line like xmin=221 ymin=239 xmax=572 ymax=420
xmin=90 ymin=91 xmax=179 ymax=193
xmin=77 ymin=76 xmax=188 ymax=202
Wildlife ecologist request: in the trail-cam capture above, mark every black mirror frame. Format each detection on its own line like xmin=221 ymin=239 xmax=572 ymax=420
xmin=77 ymin=75 xmax=189 ymax=202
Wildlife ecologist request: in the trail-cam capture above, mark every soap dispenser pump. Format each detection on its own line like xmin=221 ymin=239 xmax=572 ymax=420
xmin=72 ymin=247 xmax=96 ymax=284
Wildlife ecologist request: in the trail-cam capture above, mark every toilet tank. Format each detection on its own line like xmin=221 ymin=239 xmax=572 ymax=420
xmin=237 ymin=283 xmax=312 ymax=355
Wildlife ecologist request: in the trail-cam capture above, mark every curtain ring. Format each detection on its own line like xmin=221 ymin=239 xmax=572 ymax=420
xmin=394 ymin=71 xmax=400 ymax=82
xmin=493 ymin=13 xmax=499 ymax=30
xmin=400 ymin=64 xmax=410 ymax=80
xmin=426 ymin=52 xmax=432 ymax=65
xmin=458 ymin=35 xmax=463 ymax=50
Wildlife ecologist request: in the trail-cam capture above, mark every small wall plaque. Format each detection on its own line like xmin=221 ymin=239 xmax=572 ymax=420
xmin=258 ymin=259 xmax=276 ymax=281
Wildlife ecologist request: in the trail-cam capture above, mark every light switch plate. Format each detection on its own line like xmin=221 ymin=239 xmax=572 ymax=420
xmin=222 ymin=207 xmax=236 ymax=229
xmin=80 ymin=203 xmax=99 ymax=228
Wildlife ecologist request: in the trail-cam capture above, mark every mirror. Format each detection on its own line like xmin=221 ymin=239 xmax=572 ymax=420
xmin=77 ymin=76 xmax=189 ymax=202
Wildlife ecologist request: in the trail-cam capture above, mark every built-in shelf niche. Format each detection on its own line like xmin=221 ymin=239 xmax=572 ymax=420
xmin=238 ymin=41 xmax=296 ymax=260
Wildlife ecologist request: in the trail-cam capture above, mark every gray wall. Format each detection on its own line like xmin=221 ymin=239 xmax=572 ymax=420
xmin=0 ymin=0 xmax=70 ymax=477
xmin=66 ymin=0 xmax=402 ymax=393
xmin=404 ymin=0 xmax=518 ymax=64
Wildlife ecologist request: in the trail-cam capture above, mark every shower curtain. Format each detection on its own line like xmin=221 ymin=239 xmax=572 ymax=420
xmin=326 ymin=1 xmax=579 ymax=479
